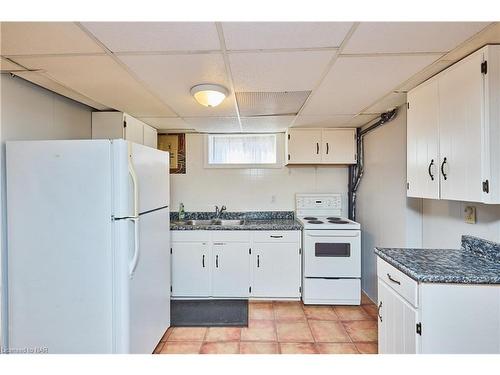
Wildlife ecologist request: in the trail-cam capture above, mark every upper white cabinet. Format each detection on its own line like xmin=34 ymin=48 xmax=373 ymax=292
xmin=407 ymin=45 xmax=500 ymax=204
xmin=286 ymin=128 xmax=357 ymax=165
xmin=92 ymin=111 xmax=158 ymax=148
xmin=407 ymin=79 xmax=440 ymax=199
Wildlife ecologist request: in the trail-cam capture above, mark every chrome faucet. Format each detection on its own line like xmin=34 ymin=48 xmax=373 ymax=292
xmin=215 ymin=205 xmax=227 ymax=219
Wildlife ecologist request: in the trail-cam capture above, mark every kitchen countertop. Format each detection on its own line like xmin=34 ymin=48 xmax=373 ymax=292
xmin=374 ymin=235 xmax=500 ymax=284
xmin=170 ymin=211 xmax=303 ymax=231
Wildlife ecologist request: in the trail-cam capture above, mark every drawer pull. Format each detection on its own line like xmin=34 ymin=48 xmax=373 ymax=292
xmin=257 ymin=255 xmax=260 ymax=268
xmin=377 ymin=301 xmax=383 ymax=322
xmin=216 ymin=255 xmax=219 ymax=268
xmin=270 ymin=235 xmax=283 ymax=238
xmin=202 ymin=254 xmax=205 ymax=268
xmin=387 ymin=273 xmax=401 ymax=285
xmin=213 ymin=242 xmax=226 ymax=245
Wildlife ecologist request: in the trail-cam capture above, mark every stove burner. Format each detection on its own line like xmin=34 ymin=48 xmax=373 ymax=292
xmin=327 ymin=217 xmax=341 ymax=221
xmin=328 ymin=220 xmax=350 ymax=224
xmin=308 ymin=220 xmax=324 ymax=224
xmin=303 ymin=217 xmax=318 ymax=220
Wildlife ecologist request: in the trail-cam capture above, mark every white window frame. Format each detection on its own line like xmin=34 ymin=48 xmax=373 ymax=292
xmin=203 ymin=133 xmax=284 ymax=169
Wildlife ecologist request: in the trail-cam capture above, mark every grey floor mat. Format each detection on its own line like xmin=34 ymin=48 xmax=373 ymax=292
xmin=171 ymin=299 xmax=248 ymax=327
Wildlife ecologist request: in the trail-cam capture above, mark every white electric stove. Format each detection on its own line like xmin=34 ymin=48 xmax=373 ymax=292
xmin=297 ymin=193 xmax=361 ymax=305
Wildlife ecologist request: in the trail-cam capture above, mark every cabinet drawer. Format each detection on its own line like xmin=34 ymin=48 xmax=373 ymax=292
xmin=172 ymin=231 xmax=210 ymax=242
xmin=212 ymin=231 xmax=251 ymax=242
xmin=377 ymin=257 xmax=418 ymax=307
xmin=253 ymin=231 xmax=300 ymax=243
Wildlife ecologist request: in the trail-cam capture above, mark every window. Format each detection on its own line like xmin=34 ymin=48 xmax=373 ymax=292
xmin=206 ymin=134 xmax=279 ymax=167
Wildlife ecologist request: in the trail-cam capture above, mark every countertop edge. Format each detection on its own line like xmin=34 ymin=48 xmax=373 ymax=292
xmin=374 ymin=247 xmax=500 ymax=285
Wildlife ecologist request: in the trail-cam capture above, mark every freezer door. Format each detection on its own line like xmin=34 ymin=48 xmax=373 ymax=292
xmin=112 ymin=140 xmax=169 ymax=219
xmin=118 ymin=208 xmax=170 ymax=354
xmin=6 ymin=140 xmax=115 ymax=353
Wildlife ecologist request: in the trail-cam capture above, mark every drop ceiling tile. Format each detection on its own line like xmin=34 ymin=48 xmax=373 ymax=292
xmin=222 ymin=22 xmax=353 ymax=50
xmin=1 ymin=22 xmax=104 ymax=55
xmin=240 ymin=116 xmax=295 ymax=132
xmin=230 ymin=50 xmax=334 ymax=92
xmin=119 ymin=53 xmax=236 ymax=117
xmin=82 ymin=22 xmax=220 ymax=52
xmin=301 ymin=54 xmax=439 ymax=116
xmin=138 ymin=117 xmax=190 ymax=130
xmin=182 ymin=117 xmax=241 ymax=133
xmin=13 ymin=71 xmax=109 ymax=110
xmin=343 ymin=22 xmax=490 ymax=54
xmin=12 ymin=55 xmax=175 ymax=117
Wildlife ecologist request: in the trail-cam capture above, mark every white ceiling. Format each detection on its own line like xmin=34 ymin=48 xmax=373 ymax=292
xmin=0 ymin=21 xmax=495 ymax=133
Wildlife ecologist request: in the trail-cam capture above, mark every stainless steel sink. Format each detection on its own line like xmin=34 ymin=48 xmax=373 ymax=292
xmin=212 ymin=219 xmax=245 ymax=226
xmin=175 ymin=219 xmax=245 ymax=226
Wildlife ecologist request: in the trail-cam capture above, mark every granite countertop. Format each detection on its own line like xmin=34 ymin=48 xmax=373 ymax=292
xmin=170 ymin=211 xmax=303 ymax=231
xmin=375 ymin=235 xmax=500 ymax=284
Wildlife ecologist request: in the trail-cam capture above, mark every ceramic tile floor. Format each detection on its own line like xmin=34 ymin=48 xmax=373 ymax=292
xmin=154 ymin=293 xmax=378 ymax=354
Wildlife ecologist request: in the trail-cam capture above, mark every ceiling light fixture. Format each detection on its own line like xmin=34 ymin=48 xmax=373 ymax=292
xmin=190 ymin=84 xmax=228 ymax=108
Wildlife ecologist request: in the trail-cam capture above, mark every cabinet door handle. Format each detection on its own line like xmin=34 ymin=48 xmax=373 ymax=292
xmin=216 ymin=255 xmax=219 ymax=268
xmin=202 ymin=254 xmax=205 ymax=268
xmin=257 ymin=255 xmax=260 ymax=268
xmin=441 ymin=157 xmax=448 ymax=181
xmin=377 ymin=301 xmax=383 ymax=322
xmin=387 ymin=273 xmax=401 ymax=285
xmin=428 ymin=159 xmax=434 ymax=181
xmin=270 ymin=235 xmax=283 ymax=238
xmin=326 ymin=142 xmax=329 ymax=154
xmin=316 ymin=142 xmax=319 ymax=154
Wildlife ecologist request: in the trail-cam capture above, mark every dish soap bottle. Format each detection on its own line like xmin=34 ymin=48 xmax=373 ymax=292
xmin=179 ymin=203 xmax=185 ymax=221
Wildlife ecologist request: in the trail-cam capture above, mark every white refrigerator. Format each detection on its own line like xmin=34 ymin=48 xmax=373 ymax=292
xmin=5 ymin=139 xmax=170 ymax=354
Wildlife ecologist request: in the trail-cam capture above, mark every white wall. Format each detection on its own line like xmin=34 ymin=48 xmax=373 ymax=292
xmin=0 ymin=74 xmax=92 ymax=347
xmin=356 ymin=108 xmax=422 ymax=302
xmin=170 ymin=133 xmax=350 ymax=214
xmin=422 ymin=200 xmax=500 ymax=248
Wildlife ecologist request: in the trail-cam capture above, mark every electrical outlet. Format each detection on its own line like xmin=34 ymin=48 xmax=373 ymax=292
xmin=464 ymin=206 xmax=476 ymax=224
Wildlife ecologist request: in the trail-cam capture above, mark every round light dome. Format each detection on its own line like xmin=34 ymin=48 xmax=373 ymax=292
xmin=190 ymin=84 xmax=228 ymax=107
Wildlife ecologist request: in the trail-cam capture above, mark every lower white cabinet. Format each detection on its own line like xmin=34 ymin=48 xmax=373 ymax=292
xmin=377 ymin=257 xmax=500 ymax=354
xmin=171 ymin=242 xmax=210 ymax=297
xmin=171 ymin=230 xmax=301 ymax=299
xmin=212 ymin=242 xmax=251 ymax=297
xmin=377 ymin=279 xmax=418 ymax=354
xmin=252 ymin=242 xmax=301 ymax=298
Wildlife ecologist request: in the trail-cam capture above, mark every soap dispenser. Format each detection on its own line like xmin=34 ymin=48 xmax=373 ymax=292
xmin=179 ymin=203 xmax=185 ymax=221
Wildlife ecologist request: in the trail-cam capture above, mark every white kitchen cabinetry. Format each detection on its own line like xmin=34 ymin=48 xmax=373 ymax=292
xmin=252 ymin=231 xmax=301 ymax=298
xmin=212 ymin=242 xmax=251 ymax=297
xmin=407 ymin=78 xmax=440 ymax=199
xmin=407 ymin=45 xmax=500 ymax=203
xmin=143 ymin=124 xmax=158 ymax=148
xmin=92 ymin=111 xmax=158 ymax=148
xmin=171 ymin=230 xmax=301 ymax=299
xmin=377 ymin=279 xmax=419 ymax=354
xmin=286 ymin=129 xmax=322 ymax=164
xmin=286 ymin=128 xmax=356 ymax=165
xmin=377 ymin=257 xmax=500 ymax=354
xmin=171 ymin=241 xmax=210 ymax=297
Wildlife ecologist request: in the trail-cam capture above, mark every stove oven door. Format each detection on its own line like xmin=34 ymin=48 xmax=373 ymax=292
xmin=303 ymin=230 xmax=361 ymax=278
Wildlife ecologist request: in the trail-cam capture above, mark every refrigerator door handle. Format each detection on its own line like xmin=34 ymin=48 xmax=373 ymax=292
xmin=129 ymin=217 xmax=140 ymax=277
xmin=128 ymin=142 xmax=139 ymax=218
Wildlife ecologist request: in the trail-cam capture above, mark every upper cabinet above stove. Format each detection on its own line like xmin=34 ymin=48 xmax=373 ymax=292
xmin=407 ymin=45 xmax=500 ymax=204
xmin=285 ymin=128 xmax=357 ymax=165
